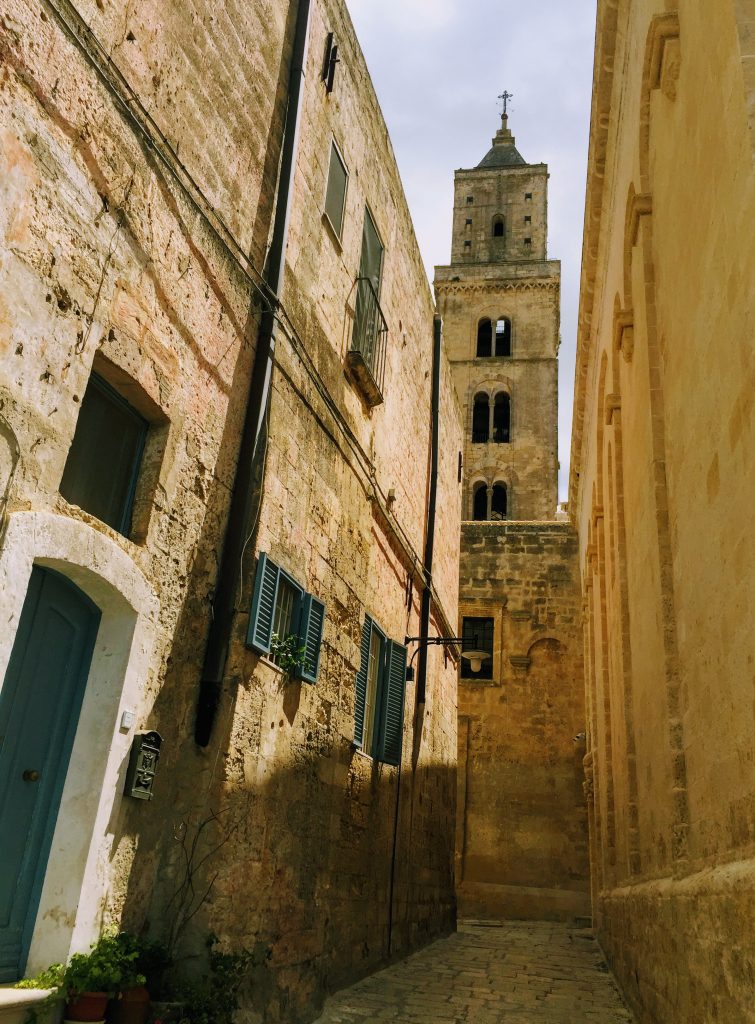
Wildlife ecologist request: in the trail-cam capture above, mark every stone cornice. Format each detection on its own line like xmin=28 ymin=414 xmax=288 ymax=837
xmin=434 ymin=279 xmax=560 ymax=296
xmin=569 ymin=0 xmax=621 ymax=514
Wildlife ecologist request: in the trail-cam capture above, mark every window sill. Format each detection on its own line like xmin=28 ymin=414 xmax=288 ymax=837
xmin=322 ymin=211 xmax=343 ymax=253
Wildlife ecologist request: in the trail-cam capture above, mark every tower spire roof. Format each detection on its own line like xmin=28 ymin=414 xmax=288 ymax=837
xmin=476 ymin=100 xmax=527 ymax=169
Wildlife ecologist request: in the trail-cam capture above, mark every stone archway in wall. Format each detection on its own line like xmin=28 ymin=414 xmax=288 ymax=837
xmin=0 ymin=511 xmax=159 ymax=974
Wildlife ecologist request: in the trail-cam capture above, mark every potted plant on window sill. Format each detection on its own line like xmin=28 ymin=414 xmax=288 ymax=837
xmin=269 ymin=633 xmax=306 ymax=677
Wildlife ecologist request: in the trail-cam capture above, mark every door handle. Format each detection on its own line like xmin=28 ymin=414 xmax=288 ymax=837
xmin=22 ymin=769 xmax=41 ymax=782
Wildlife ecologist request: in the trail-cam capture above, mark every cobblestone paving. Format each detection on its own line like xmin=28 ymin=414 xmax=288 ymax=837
xmin=314 ymin=922 xmax=635 ymax=1023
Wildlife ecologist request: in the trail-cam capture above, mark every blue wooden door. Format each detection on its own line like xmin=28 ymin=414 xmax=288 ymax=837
xmin=0 ymin=567 xmax=100 ymax=980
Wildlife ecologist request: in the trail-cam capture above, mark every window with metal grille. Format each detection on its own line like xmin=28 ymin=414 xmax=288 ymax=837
xmin=59 ymin=373 xmax=147 ymax=537
xmin=348 ymin=207 xmax=387 ymax=405
xmin=461 ymin=616 xmax=494 ymax=680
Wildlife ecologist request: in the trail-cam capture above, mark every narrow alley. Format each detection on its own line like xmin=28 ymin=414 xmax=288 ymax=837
xmin=314 ymin=922 xmax=635 ymax=1023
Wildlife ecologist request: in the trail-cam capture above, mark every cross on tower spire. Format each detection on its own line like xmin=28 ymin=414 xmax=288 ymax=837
xmin=498 ymin=90 xmax=513 ymax=118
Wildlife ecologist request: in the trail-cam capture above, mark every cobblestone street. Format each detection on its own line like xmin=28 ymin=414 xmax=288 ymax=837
xmin=314 ymin=922 xmax=635 ymax=1023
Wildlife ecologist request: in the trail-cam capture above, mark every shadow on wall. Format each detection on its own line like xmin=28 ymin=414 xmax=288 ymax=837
xmin=110 ymin=698 xmax=455 ymax=1023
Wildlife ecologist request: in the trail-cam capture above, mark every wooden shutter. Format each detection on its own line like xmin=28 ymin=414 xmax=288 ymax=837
xmin=353 ymin=614 xmax=373 ymax=748
xmin=298 ymin=593 xmax=326 ymax=684
xmin=379 ymin=640 xmax=407 ymax=767
xmin=246 ymin=553 xmax=279 ymax=653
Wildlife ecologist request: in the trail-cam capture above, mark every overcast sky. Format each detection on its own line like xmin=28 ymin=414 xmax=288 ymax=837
xmin=347 ymin=0 xmax=597 ymax=501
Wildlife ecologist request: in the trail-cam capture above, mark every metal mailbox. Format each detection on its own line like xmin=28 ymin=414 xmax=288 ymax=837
xmin=124 ymin=730 xmax=163 ymax=801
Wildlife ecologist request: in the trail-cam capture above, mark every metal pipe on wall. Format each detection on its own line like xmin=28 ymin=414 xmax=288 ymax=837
xmin=194 ymin=0 xmax=312 ymax=746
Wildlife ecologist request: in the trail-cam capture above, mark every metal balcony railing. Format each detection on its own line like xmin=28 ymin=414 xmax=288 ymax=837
xmin=347 ymin=277 xmax=388 ymax=406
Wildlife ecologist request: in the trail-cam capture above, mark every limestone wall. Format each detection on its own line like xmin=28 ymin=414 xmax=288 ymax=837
xmin=571 ymin=1 xmax=755 ymax=1019
xmin=0 ymin=0 xmax=461 ymax=1019
xmin=455 ymin=522 xmax=589 ymax=922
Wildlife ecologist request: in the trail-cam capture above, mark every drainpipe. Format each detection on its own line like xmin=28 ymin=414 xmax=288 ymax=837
xmin=416 ymin=314 xmax=442 ymax=705
xmin=194 ymin=0 xmax=311 ymax=746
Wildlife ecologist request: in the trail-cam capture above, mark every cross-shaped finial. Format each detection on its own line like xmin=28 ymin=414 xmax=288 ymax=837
xmin=498 ymin=90 xmax=513 ymax=117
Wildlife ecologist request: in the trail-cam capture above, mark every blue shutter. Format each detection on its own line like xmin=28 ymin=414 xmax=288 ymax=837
xmin=246 ymin=553 xmax=279 ymax=653
xmin=298 ymin=593 xmax=325 ymax=684
xmin=379 ymin=640 xmax=407 ymax=767
xmin=353 ymin=614 xmax=373 ymax=748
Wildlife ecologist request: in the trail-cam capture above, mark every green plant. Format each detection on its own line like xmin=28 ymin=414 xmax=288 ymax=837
xmin=15 ymin=933 xmax=145 ymax=1000
xmin=114 ymin=933 xmax=171 ymax=991
xmin=179 ymin=934 xmax=263 ymax=1024
xmin=270 ymin=632 xmax=306 ymax=673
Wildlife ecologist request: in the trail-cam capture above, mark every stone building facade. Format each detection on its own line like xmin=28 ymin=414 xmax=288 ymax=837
xmin=435 ymin=117 xmax=589 ymax=922
xmin=571 ymin=1 xmax=755 ymax=1020
xmin=0 ymin=1 xmax=461 ymax=1020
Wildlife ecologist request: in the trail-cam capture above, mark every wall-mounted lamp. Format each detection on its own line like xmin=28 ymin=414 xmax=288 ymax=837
xmin=460 ymin=649 xmax=492 ymax=674
xmin=403 ymin=634 xmax=469 ymax=681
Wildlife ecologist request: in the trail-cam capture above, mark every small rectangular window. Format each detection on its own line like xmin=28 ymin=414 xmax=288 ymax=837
xmin=465 ymin=218 xmax=472 ymax=226
xmin=324 ymin=141 xmax=348 ymax=238
xmin=246 ymin=553 xmax=326 ymax=683
xmin=466 ymin=195 xmax=474 ymax=204
xmin=524 ymin=237 xmax=532 ymax=245
xmin=59 ymin=373 xmax=147 ymax=536
xmin=524 ymin=215 xmax=531 ymax=224
xmin=461 ymin=616 xmax=494 ymax=680
xmin=463 ymin=240 xmax=471 ymax=248
xmin=525 ymin=192 xmax=532 ymax=200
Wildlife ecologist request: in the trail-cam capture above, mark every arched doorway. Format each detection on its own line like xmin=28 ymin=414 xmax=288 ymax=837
xmin=0 ymin=567 xmax=100 ymax=979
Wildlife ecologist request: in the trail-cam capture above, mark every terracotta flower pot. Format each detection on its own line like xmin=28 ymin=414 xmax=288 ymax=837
xmin=65 ymin=991 xmax=109 ymax=1022
xmin=107 ymin=986 xmax=150 ymax=1024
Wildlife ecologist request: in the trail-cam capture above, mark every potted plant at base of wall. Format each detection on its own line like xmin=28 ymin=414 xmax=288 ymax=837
xmin=107 ymin=936 xmax=170 ymax=1024
xmin=17 ymin=935 xmax=145 ymax=1024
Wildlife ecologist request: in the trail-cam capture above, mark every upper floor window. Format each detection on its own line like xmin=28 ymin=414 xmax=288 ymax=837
xmin=472 ymin=393 xmax=489 ymax=443
xmin=491 ymin=482 xmax=507 ymax=520
xmin=59 ymin=373 xmax=147 ymax=537
xmin=246 ymin=553 xmax=326 ymax=683
xmin=466 ymin=195 xmax=474 ymax=204
xmin=476 ymin=318 xmax=492 ymax=357
xmin=492 ymin=216 xmax=505 ymax=238
xmin=495 ymin=317 xmax=511 ymax=357
xmin=347 ymin=207 xmax=386 ymax=406
xmin=471 ymin=481 xmax=509 ymax=521
xmin=461 ymin=616 xmax=494 ymax=680
xmin=324 ymin=140 xmax=348 ymax=239
xmin=354 ymin=613 xmax=408 ymax=766
xmin=472 ymin=482 xmax=488 ymax=521
xmin=493 ymin=393 xmax=510 ymax=443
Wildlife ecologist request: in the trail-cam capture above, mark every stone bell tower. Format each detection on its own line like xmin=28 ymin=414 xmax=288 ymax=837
xmin=434 ymin=105 xmax=560 ymax=521
xmin=435 ymin=106 xmax=589 ymax=924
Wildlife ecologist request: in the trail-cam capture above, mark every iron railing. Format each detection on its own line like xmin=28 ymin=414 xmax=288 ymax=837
xmin=349 ymin=277 xmax=388 ymax=400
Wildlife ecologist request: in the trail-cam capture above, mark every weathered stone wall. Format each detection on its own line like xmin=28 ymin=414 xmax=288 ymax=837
xmin=456 ymin=522 xmax=589 ymax=922
xmin=572 ymin=1 xmax=755 ymax=1019
xmin=0 ymin=1 xmax=461 ymax=1020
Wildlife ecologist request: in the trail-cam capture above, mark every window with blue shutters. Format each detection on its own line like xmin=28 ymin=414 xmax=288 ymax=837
xmin=246 ymin=554 xmax=326 ymax=683
xmin=353 ymin=613 xmax=408 ymax=765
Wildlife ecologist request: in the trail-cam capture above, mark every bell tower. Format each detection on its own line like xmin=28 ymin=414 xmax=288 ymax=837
xmin=435 ymin=106 xmax=560 ymax=521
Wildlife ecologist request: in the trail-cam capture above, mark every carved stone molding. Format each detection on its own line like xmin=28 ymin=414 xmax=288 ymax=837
xmin=509 ymin=654 xmax=531 ymax=673
xmin=613 ymin=308 xmax=634 ymax=362
xmin=648 ymin=12 xmax=681 ymax=101
xmin=435 ymin=279 xmax=560 ymax=297
xmin=628 ymin=192 xmax=653 ymax=246
xmin=604 ymin=393 xmax=621 ymax=425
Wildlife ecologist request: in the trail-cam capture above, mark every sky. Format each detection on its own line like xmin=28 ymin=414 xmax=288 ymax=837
xmin=347 ymin=0 xmax=597 ymax=501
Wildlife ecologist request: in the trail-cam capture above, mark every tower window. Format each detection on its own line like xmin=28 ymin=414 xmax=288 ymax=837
xmin=466 ymin=195 xmax=474 ymax=204
xmin=476 ymin=318 xmax=492 ymax=357
xmin=464 ymin=240 xmax=472 ymax=248
xmin=525 ymin=192 xmax=532 ymax=201
xmin=492 ymin=216 xmax=505 ymax=238
xmin=495 ymin=317 xmax=511 ymax=357
xmin=524 ymin=237 xmax=532 ymax=246
xmin=493 ymin=393 xmax=510 ymax=443
xmin=465 ymin=218 xmax=472 ymax=226
xmin=491 ymin=483 xmax=507 ymax=520
xmin=472 ymin=394 xmax=490 ymax=443
xmin=472 ymin=483 xmax=488 ymax=521
xmin=524 ymin=215 xmax=531 ymax=224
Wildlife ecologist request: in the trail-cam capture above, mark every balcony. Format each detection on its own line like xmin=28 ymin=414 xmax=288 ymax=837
xmin=346 ymin=277 xmax=387 ymax=407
